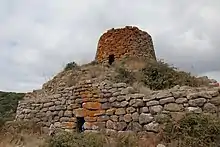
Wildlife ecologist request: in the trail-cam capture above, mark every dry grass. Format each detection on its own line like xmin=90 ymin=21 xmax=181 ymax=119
xmin=132 ymin=82 xmax=152 ymax=96
xmin=0 ymin=121 xmax=45 ymax=147
xmin=87 ymin=65 xmax=106 ymax=79
xmin=66 ymin=72 xmax=79 ymax=87
xmin=3 ymin=115 xmax=220 ymax=147
xmin=119 ymin=57 xmax=148 ymax=71
xmin=43 ymin=130 xmax=163 ymax=147
xmin=0 ymin=133 xmax=45 ymax=147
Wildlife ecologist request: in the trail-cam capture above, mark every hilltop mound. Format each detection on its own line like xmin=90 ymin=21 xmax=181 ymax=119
xmin=38 ymin=57 xmax=212 ymax=98
xmin=9 ymin=26 xmax=220 ymax=147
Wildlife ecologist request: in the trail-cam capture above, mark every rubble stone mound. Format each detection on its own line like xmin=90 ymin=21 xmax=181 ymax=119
xmin=15 ymin=26 xmax=220 ymax=135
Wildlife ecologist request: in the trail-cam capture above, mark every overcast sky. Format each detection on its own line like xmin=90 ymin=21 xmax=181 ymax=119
xmin=1 ymin=0 xmax=220 ymax=92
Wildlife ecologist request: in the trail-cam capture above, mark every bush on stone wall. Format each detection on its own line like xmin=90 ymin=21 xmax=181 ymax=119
xmin=64 ymin=61 xmax=79 ymax=71
xmin=114 ymin=67 xmax=135 ymax=84
xmin=141 ymin=60 xmax=209 ymax=90
xmin=113 ymin=59 xmax=208 ymax=90
xmin=141 ymin=60 xmax=177 ymax=90
xmin=163 ymin=113 xmax=220 ymax=147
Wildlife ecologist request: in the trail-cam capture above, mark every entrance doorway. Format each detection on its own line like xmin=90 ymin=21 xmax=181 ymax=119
xmin=76 ymin=117 xmax=85 ymax=133
xmin=108 ymin=54 xmax=115 ymax=65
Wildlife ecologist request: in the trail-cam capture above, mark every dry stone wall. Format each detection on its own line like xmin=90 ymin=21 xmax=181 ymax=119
xmin=16 ymin=80 xmax=220 ymax=133
xmin=95 ymin=26 xmax=156 ymax=64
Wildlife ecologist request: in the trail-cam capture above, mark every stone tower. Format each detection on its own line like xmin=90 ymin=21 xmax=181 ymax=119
xmin=95 ymin=26 xmax=156 ymax=64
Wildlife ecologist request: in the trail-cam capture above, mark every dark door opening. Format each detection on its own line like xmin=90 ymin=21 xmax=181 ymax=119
xmin=76 ymin=117 xmax=85 ymax=133
xmin=108 ymin=54 xmax=115 ymax=65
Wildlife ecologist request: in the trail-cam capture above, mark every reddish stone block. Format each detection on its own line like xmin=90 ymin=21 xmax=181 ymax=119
xmin=83 ymin=102 xmax=101 ymax=110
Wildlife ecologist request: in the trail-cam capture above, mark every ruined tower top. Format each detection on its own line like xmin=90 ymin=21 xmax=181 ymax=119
xmin=95 ymin=26 xmax=156 ymax=64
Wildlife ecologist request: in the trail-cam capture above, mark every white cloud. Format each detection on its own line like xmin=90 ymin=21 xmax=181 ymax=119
xmin=0 ymin=0 xmax=220 ymax=92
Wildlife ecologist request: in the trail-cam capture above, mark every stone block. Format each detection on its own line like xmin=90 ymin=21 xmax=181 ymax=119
xmin=127 ymin=122 xmax=142 ymax=132
xmin=141 ymin=107 xmax=149 ymax=113
xmin=116 ymin=122 xmax=127 ymax=131
xmin=188 ymin=98 xmax=206 ymax=107
xmin=185 ymin=107 xmax=202 ymax=113
xmin=64 ymin=111 xmax=72 ymax=117
xmin=109 ymin=97 xmax=117 ymax=102
xmin=132 ymin=112 xmax=139 ymax=122
xmin=146 ymin=100 xmax=159 ymax=106
xmin=43 ymin=102 xmax=54 ymax=107
xmin=121 ymin=101 xmax=129 ymax=107
xmin=126 ymin=107 xmax=136 ymax=114
xmin=175 ymin=98 xmax=188 ymax=104
xmin=61 ymin=122 xmax=76 ymax=129
xmin=106 ymin=108 xmax=116 ymax=115
xmin=83 ymin=102 xmax=101 ymax=110
xmin=203 ymin=103 xmax=217 ymax=113
xmin=117 ymin=96 xmax=126 ymax=102
xmin=124 ymin=114 xmax=132 ymax=122
xmin=150 ymin=105 xmax=163 ymax=114
xmin=164 ymin=103 xmax=183 ymax=112
xmin=159 ymin=97 xmax=175 ymax=105
xmin=210 ymin=96 xmax=220 ymax=105
xmin=106 ymin=120 xmax=116 ymax=129
xmin=101 ymin=103 xmax=111 ymax=109
xmin=156 ymin=91 xmax=172 ymax=99
xmin=139 ymin=113 xmax=153 ymax=125
xmin=97 ymin=115 xmax=109 ymax=122
xmin=115 ymin=108 xmax=126 ymax=115
xmin=110 ymin=115 xmax=119 ymax=122
xmin=143 ymin=122 xmax=159 ymax=132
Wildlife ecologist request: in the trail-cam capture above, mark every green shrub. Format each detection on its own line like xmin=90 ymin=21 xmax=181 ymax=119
xmin=113 ymin=59 xmax=208 ymax=90
xmin=114 ymin=67 xmax=135 ymax=84
xmin=0 ymin=91 xmax=24 ymax=125
xmin=47 ymin=131 xmax=106 ymax=147
xmin=64 ymin=62 xmax=78 ymax=71
xmin=0 ymin=118 xmax=5 ymax=129
xmin=163 ymin=113 xmax=220 ymax=147
xmin=141 ymin=60 xmax=208 ymax=90
xmin=45 ymin=131 xmax=139 ymax=147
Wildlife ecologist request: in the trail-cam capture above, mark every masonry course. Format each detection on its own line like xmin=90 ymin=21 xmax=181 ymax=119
xmin=16 ymin=80 xmax=220 ymax=133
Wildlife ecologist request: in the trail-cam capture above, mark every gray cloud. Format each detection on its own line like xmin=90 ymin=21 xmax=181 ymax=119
xmin=0 ymin=0 xmax=220 ymax=92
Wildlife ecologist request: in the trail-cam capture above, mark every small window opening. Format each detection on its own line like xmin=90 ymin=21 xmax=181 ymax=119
xmin=76 ymin=117 xmax=85 ymax=133
xmin=108 ymin=54 xmax=115 ymax=65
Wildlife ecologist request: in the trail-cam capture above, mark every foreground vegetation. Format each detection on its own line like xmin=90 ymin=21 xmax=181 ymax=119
xmin=43 ymin=114 xmax=220 ymax=147
xmin=0 ymin=114 xmax=217 ymax=147
xmin=0 ymin=91 xmax=24 ymax=127
xmin=43 ymin=131 xmax=139 ymax=147
xmin=163 ymin=113 xmax=220 ymax=147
